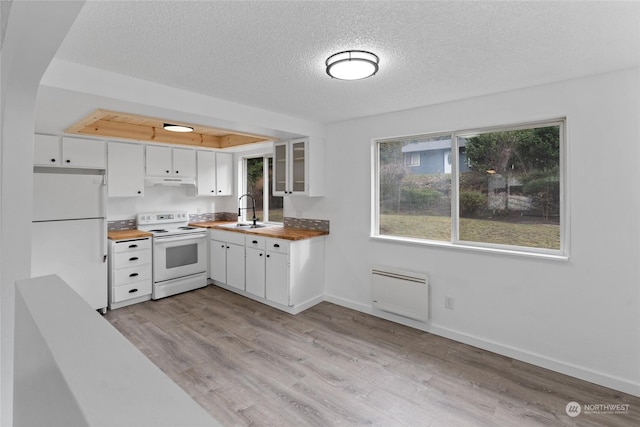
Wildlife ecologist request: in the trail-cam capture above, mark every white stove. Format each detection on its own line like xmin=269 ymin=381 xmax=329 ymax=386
xmin=137 ymin=212 xmax=205 ymax=237
xmin=137 ymin=212 xmax=207 ymax=299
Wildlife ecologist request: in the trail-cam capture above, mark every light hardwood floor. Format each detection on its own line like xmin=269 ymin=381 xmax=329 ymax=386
xmin=105 ymin=285 xmax=640 ymax=426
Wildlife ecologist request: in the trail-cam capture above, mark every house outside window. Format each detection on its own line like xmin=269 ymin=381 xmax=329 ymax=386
xmin=403 ymin=152 xmax=421 ymax=167
xmin=374 ymin=119 xmax=566 ymax=257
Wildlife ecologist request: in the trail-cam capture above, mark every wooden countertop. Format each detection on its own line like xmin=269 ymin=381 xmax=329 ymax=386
xmin=108 ymin=230 xmax=153 ymax=241
xmin=190 ymin=221 xmax=329 ymax=241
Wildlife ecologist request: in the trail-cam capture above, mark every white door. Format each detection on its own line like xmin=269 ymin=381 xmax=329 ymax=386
xmin=209 ymin=239 xmax=227 ymax=283
xmin=146 ymin=146 xmax=172 ymax=175
xmin=245 ymin=247 xmax=265 ymax=297
xmin=196 ymin=151 xmax=216 ymax=195
xmin=34 ymin=134 xmax=60 ymax=166
xmin=108 ymin=142 xmax=144 ymax=197
xmin=62 ymin=137 xmax=106 ymax=169
xmin=265 ymin=251 xmax=289 ymax=306
xmin=172 ymin=148 xmax=196 ymax=177
xmin=215 ymin=152 xmax=233 ymax=195
xmin=226 ymin=243 xmax=245 ymax=290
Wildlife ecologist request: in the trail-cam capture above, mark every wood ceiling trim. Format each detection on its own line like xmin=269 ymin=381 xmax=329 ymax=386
xmin=65 ymin=109 xmax=274 ymax=149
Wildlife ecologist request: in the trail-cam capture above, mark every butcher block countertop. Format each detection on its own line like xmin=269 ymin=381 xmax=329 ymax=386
xmin=190 ymin=221 xmax=329 ymax=241
xmin=108 ymin=230 xmax=153 ymax=241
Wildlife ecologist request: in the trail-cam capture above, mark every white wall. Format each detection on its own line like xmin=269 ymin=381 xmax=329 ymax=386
xmin=0 ymin=2 xmax=85 ymax=424
xmin=318 ymin=68 xmax=640 ymax=396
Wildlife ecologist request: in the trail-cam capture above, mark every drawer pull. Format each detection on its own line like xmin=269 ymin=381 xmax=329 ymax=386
xmin=128 ymin=244 xmax=138 ymax=249
xmin=129 ymin=257 xmax=139 ymax=261
xmin=252 ymin=240 xmax=258 ymax=244
xmin=128 ymin=288 xmax=138 ymax=294
xmin=273 ymin=243 xmax=280 ymax=248
xmin=129 ymin=273 xmax=139 ymax=278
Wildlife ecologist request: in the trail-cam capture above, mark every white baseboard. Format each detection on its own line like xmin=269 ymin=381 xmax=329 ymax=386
xmin=323 ymin=293 xmax=640 ymax=398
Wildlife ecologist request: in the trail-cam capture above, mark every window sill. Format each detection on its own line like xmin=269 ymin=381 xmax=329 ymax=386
xmin=370 ymin=234 xmax=569 ymax=261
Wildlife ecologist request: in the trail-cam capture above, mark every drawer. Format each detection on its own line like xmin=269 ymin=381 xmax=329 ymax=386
xmin=210 ymin=229 xmax=245 ymax=246
xmin=112 ymin=238 xmax=151 ymax=253
xmin=112 ymin=280 xmax=152 ymax=303
xmin=266 ymin=238 xmax=289 ymax=254
xmin=245 ymin=235 xmax=266 ymax=249
xmin=113 ymin=249 xmax=151 ymax=268
xmin=113 ymin=265 xmax=151 ymax=286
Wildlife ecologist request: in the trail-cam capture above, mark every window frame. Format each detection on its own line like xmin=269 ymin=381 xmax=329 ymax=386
xmin=372 ymin=118 xmax=569 ymax=260
xmin=241 ymin=154 xmax=283 ymax=225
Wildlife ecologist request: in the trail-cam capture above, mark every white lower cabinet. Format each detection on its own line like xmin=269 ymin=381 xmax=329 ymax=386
xmin=108 ymin=238 xmax=152 ymax=309
xmin=209 ymin=230 xmax=246 ymax=291
xmin=210 ymin=229 xmax=325 ymax=314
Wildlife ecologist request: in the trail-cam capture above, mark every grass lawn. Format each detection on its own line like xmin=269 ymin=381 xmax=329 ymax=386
xmin=380 ymin=214 xmax=560 ymax=250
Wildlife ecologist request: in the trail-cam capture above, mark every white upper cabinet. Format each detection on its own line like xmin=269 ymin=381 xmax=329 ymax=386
xmin=146 ymin=146 xmax=196 ymax=177
xmin=196 ymin=150 xmax=233 ymax=196
xmin=34 ymin=135 xmax=106 ymax=169
xmin=273 ymin=137 xmax=324 ymax=197
xmin=172 ymin=148 xmax=196 ymax=177
xmin=215 ymin=151 xmax=233 ymax=196
xmin=196 ymin=150 xmax=217 ymax=195
xmin=107 ymin=142 xmax=144 ymax=197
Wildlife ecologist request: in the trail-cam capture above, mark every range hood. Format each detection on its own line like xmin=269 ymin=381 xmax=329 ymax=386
xmin=144 ymin=176 xmax=196 ymax=187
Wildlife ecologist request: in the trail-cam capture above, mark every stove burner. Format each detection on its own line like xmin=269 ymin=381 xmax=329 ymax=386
xmin=178 ymin=226 xmax=196 ymax=230
xmin=149 ymin=229 xmax=168 ymax=233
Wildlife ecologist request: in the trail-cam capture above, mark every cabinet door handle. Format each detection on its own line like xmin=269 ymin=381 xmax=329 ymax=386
xmin=65 ymin=159 xmax=71 ymax=163
xmin=259 ymin=253 xmax=263 ymax=257
xmin=128 ymin=288 xmax=138 ymax=294
xmin=128 ymin=244 xmax=138 ymax=249
xmin=221 ymin=244 xmax=225 ymax=248
xmin=50 ymin=158 xmax=56 ymax=163
xmin=129 ymin=273 xmax=139 ymax=278
xmin=175 ymin=170 xmax=179 ymax=174
xmin=266 ymin=254 xmax=270 ymax=258
xmin=137 ymin=190 xmax=142 ymax=194
xmin=166 ymin=170 xmax=170 ymax=174
xmin=129 ymin=257 xmax=139 ymax=261
xmin=211 ymin=190 xmax=215 ymax=193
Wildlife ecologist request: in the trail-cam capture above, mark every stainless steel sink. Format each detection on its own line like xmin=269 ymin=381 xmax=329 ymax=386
xmin=220 ymin=223 xmax=268 ymax=229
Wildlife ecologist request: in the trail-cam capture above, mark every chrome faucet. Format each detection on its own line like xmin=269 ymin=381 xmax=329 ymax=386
xmin=238 ymin=193 xmax=257 ymax=226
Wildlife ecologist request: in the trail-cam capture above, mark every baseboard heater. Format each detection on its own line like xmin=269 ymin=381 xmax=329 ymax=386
xmin=372 ymin=266 xmax=428 ymax=322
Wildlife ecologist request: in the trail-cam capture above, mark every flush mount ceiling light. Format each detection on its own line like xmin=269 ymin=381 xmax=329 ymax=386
xmin=163 ymin=123 xmax=194 ymax=133
xmin=325 ymin=50 xmax=379 ymax=80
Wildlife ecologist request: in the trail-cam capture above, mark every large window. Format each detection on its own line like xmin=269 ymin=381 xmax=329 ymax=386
xmin=244 ymin=156 xmax=283 ymax=224
xmin=374 ymin=120 xmax=565 ymax=256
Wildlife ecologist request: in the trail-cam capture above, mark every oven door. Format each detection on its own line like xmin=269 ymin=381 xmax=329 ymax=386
xmin=153 ymin=233 xmax=207 ymax=282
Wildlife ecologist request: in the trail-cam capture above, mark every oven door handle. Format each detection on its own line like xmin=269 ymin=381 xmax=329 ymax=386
xmin=153 ymin=233 xmax=207 ymax=243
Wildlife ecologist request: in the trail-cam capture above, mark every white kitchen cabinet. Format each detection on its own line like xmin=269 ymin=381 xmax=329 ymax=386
xmin=265 ymin=250 xmax=289 ymax=305
xmin=245 ymin=236 xmax=266 ymax=298
xmin=273 ymin=137 xmax=324 ymax=197
xmin=172 ymin=148 xmax=197 ymax=177
xmin=34 ymin=134 xmax=106 ymax=169
xmin=196 ymin=151 xmax=217 ymax=195
xmin=108 ymin=238 xmax=152 ymax=309
xmin=107 ymin=142 xmax=144 ymax=197
xmin=34 ymin=134 xmax=61 ymax=166
xmin=196 ymin=150 xmax=233 ymax=196
xmin=146 ymin=145 xmax=196 ymax=177
xmin=209 ymin=229 xmax=245 ymax=291
xmin=216 ymin=151 xmax=233 ymax=196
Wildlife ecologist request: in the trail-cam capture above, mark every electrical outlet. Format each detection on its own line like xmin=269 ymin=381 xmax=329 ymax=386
xmin=445 ymin=296 xmax=455 ymax=310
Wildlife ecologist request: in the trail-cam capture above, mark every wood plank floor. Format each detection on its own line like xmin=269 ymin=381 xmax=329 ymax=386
xmin=105 ymin=285 xmax=640 ymax=426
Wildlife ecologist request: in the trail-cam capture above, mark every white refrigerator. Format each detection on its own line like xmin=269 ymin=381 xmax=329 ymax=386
xmin=31 ymin=170 xmax=108 ymax=312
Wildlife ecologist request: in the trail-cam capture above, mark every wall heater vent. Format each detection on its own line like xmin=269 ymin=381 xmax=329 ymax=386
xmin=372 ymin=266 xmax=428 ymax=322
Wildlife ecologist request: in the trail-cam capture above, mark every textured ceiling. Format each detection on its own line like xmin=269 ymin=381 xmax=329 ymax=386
xmin=54 ymin=1 xmax=639 ymax=124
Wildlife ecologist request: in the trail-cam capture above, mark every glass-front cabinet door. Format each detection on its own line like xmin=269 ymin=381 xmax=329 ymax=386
xmin=274 ymin=142 xmax=288 ymax=195
xmin=290 ymin=138 xmax=306 ymax=193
